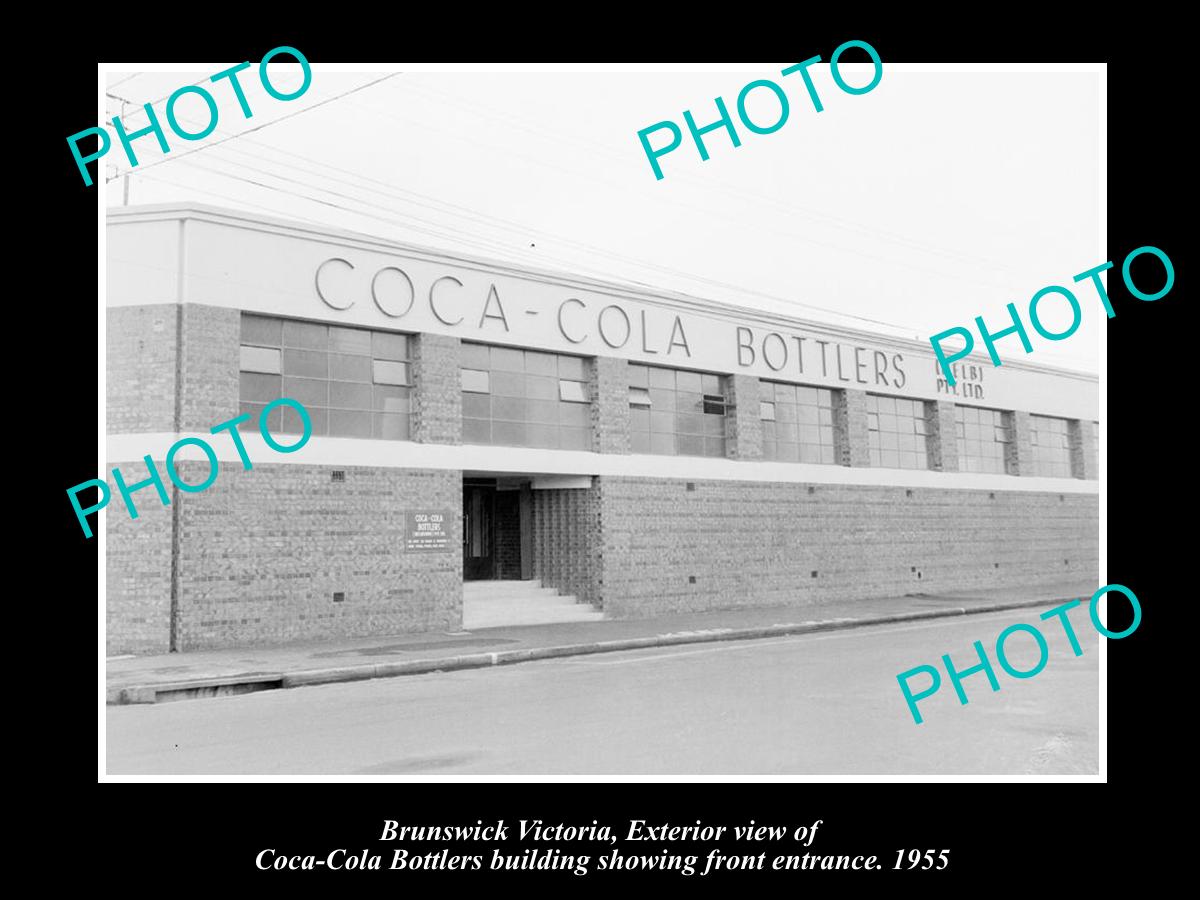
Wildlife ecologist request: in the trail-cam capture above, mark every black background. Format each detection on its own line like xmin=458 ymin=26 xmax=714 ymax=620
xmin=37 ymin=14 xmax=1181 ymax=888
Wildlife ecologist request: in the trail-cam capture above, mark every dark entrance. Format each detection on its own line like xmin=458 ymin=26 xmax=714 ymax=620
xmin=463 ymin=479 xmax=532 ymax=581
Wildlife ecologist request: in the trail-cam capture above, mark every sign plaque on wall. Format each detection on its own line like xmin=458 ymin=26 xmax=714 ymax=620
xmin=404 ymin=509 xmax=451 ymax=552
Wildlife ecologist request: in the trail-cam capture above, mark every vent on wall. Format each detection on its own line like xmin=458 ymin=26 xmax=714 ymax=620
xmin=686 ymin=482 xmax=696 ymax=492
xmin=333 ymin=592 xmax=345 ymax=602
xmin=331 ymin=470 xmax=346 ymax=483
xmin=688 ymin=575 xmax=696 ymax=584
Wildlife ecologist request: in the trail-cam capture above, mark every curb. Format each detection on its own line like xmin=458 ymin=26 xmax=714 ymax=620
xmin=108 ymin=598 xmax=1055 ymax=705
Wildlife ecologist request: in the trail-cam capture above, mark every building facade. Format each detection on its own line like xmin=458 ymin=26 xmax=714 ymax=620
xmin=105 ymin=205 xmax=1100 ymax=655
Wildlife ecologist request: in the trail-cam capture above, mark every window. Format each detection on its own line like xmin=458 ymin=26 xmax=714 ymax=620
xmin=867 ymin=393 xmax=931 ymax=470
xmin=1030 ymin=414 xmax=1072 ymax=478
xmin=461 ymin=369 xmax=490 ymax=393
xmin=238 ymin=314 xmax=412 ymax=440
xmin=628 ymin=364 xmax=726 ymax=457
xmin=761 ymin=382 xmax=836 ymax=464
xmin=760 ymin=400 xmax=776 ymax=421
xmin=955 ymin=405 xmax=1013 ymax=475
xmin=559 ymin=380 xmax=588 ymax=403
xmin=460 ymin=343 xmax=592 ymax=450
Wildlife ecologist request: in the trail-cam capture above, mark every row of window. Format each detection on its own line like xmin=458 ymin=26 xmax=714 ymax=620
xmin=236 ymin=315 xmax=1098 ymax=477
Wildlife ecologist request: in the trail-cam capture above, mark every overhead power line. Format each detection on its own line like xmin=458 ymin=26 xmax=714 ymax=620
xmin=107 ymin=72 xmax=401 ymax=182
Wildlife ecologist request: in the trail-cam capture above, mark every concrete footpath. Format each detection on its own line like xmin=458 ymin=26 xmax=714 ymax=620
xmin=105 ymin=582 xmax=1090 ymax=705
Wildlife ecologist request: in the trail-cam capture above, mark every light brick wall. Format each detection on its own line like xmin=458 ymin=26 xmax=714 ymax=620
xmin=1069 ymin=419 xmax=1098 ymax=480
xmin=591 ymin=356 xmax=629 ymax=454
xmin=412 ymin=333 xmax=462 ymax=444
xmin=107 ymin=305 xmax=177 ymax=433
xmin=173 ymin=463 xmax=462 ymax=650
xmin=595 ymin=476 xmax=1098 ymax=618
xmin=928 ymin=400 xmax=959 ymax=472
xmin=834 ymin=388 xmax=871 ymax=467
xmin=106 ymin=457 xmax=175 ymax=655
xmin=532 ymin=484 xmax=600 ymax=606
xmin=725 ymin=375 xmax=762 ymax=460
xmin=180 ymin=304 xmax=240 ymax=430
xmin=1009 ymin=410 xmax=1035 ymax=476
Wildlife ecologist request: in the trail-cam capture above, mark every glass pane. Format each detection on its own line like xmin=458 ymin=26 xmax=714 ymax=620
xmin=461 ymin=369 xmax=490 ymax=393
xmin=374 ymin=412 xmax=410 ymax=440
xmin=239 ymin=401 xmax=268 ymax=432
xmin=281 ymin=376 xmax=328 ymax=408
xmin=557 ymin=355 xmax=586 ymax=380
xmin=491 ymin=370 xmax=525 ymax=398
xmin=371 ymin=331 xmax=409 ymax=361
xmin=630 ymin=409 xmax=650 ymax=432
xmin=701 ymin=373 xmax=722 ymax=395
xmin=650 ymin=431 xmax=674 ymax=455
xmin=677 ymin=434 xmax=705 ymax=456
xmin=492 ymin=397 xmax=526 ymax=422
xmin=559 ymin=427 xmax=591 ymax=451
xmin=648 ymin=367 xmax=675 ymax=389
xmin=631 ymin=431 xmax=651 ymax=453
xmin=462 ymin=418 xmax=491 ymax=443
xmin=240 ymin=345 xmax=281 ymax=374
xmin=282 ymin=404 xmax=325 ymax=436
xmin=676 ymin=370 xmax=702 ymax=393
xmin=524 ymin=351 xmax=557 ymax=376
xmin=760 ymin=401 xmax=776 ymax=421
xmin=283 ymin=348 xmax=328 ymax=379
xmin=629 ymin=387 xmax=651 ymax=407
xmin=372 ymin=359 xmax=410 ymax=386
xmin=460 ymin=392 xmax=490 ymax=418
xmin=559 ymin=380 xmax=589 ymax=403
xmin=329 ymin=352 xmax=371 ymax=382
xmin=492 ymin=421 xmax=527 ymax=446
xmin=241 ymin=314 xmax=281 ymax=347
xmin=525 ymin=375 xmax=558 ymax=400
xmin=627 ymin=364 xmax=649 ymax=388
xmin=330 ymin=381 xmax=372 ymax=409
xmin=282 ymin=320 xmax=326 ymax=349
xmin=460 ymin=342 xmax=490 ymax=368
xmin=329 ymin=326 xmax=371 ymax=354
xmin=490 ymin=346 xmax=525 ymax=372
xmin=559 ymin=402 xmax=590 ymax=426
xmin=525 ymin=423 xmax=557 ymax=448
xmin=527 ymin=399 xmax=559 ymax=425
xmin=329 ymin=408 xmax=372 ymax=438
xmin=240 ymin=372 xmax=280 ymax=403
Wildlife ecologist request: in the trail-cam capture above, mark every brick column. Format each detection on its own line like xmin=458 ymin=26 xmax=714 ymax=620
xmin=591 ymin=356 xmax=629 ymax=454
xmin=927 ymin=400 xmax=959 ymax=472
xmin=834 ymin=388 xmax=870 ymax=467
xmin=1008 ymin=410 xmax=1035 ymax=476
xmin=411 ymin=333 xmax=462 ymax=444
xmin=1068 ymin=419 xmax=1098 ymax=480
xmin=725 ymin=374 xmax=762 ymax=460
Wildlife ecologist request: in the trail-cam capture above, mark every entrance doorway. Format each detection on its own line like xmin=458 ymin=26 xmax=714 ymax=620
xmin=462 ymin=479 xmax=532 ymax=581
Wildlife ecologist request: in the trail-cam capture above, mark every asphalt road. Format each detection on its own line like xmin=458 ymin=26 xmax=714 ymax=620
xmin=105 ymin=610 xmax=1101 ymax=775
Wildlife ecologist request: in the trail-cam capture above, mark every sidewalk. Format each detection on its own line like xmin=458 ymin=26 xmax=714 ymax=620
xmin=105 ymin=581 xmax=1090 ymax=704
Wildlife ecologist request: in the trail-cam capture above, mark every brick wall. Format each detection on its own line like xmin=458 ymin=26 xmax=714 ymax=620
xmin=106 ymin=457 xmax=174 ymax=655
xmin=494 ymin=491 xmax=522 ymax=579
xmin=532 ymin=484 xmax=600 ymax=606
xmin=1069 ymin=419 xmax=1098 ymax=480
xmin=412 ymin=333 xmax=462 ymax=443
xmin=591 ymin=356 xmax=630 ymax=453
xmin=594 ymin=476 xmax=1098 ymax=618
xmin=1009 ymin=410 xmax=1035 ymax=475
xmin=107 ymin=305 xmax=177 ymax=433
xmin=834 ymin=388 xmax=870 ymax=467
xmin=180 ymin=304 xmax=240 ymax=429
xmin=725 ymin=375 xmax=762 ymax=460
xmin=171 ymin=462 xmax=462 ymax=650
xmin=929 ymin=400 xmax=959 ymax=472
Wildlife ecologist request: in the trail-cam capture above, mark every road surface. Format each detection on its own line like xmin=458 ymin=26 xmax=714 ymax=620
xmin=106 ymin=610 xmax=1101 ymax=775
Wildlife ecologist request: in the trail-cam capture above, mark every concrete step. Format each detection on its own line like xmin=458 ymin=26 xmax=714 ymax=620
xmin=463 ymin=579 xmax=543 ymax=594
xmin=461 ymin=582 xmax=604 ymax=630
xmin=465 ymin=608 xmax=606 ymax=629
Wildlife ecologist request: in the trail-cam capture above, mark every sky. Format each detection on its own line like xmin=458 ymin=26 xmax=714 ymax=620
xmin=102 ymin=62 xmax=1103 ymax=374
